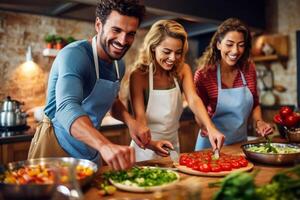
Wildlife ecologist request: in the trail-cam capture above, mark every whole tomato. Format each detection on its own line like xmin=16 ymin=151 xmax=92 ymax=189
xmin=279 ymin=106 xmax=293 ymax=118
xmin=284 ymin=114 xmax=299 ymax=127
xmin=273 ymin=114 xmax=284 ymax=125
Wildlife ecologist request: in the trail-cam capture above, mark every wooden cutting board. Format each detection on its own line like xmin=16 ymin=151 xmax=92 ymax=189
xmin=175 ymin=162 xmax=254 ymax=177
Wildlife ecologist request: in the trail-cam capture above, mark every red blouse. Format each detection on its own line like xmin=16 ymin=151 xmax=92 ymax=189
xmin=194 ymin=63 xmax=259 ymax=117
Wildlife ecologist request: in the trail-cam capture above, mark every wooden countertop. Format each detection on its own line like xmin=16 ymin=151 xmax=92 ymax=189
xmin=83 ymin=142 xmax=289 ymax=200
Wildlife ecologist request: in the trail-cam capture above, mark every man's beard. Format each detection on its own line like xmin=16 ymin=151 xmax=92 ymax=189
xmin=99 ymin=32 xmax=129 ymax=60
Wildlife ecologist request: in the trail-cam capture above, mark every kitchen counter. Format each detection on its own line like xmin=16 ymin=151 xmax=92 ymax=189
xmin=0 ymin=107 xmax=195 ymax=145
xmin=84 ymin=141 xmax=290 ymax=200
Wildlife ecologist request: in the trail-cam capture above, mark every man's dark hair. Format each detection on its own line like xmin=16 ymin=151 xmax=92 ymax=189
xmin=96 ymin=0 xmax=145 ymax=25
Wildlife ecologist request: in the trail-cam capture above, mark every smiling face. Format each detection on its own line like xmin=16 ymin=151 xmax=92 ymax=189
xmin=95 ymin=10 xmax=139 ymax=61
xmin=217 ymin=31 xmax=245 ymax=67
xmin=153 ymin=36 xmax=183 ymax=71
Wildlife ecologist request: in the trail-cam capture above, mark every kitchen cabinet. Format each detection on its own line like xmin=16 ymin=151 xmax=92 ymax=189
xmin=0 ymin=119 xmax=198 ymax=165
xmin=178 ymin=120 xmax=199 ymax=153
xmin=1 ymin=141 xmax=31 ymax=164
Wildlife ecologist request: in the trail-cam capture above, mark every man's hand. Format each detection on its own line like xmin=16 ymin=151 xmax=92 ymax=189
xmin=99 ymin=143 xmax=135 ymax=171
xmin=128 ymin=120 xmax=151 ymax=149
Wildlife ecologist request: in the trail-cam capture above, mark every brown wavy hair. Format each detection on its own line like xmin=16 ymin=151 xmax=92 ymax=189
xmin=197 ymin=18 xmax=252 ymax=72
xmin=133 ymin=19 xmax=188 ymax=77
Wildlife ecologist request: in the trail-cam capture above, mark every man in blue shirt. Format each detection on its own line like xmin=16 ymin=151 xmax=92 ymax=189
xmin=28 ymin=0 xmax=150 ymax=171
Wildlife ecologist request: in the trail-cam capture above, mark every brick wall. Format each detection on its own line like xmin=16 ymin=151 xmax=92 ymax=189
xmin=0 ymin=10 xmax=145 ymax=112
xmin=262 ymin=0 xmax=300 ymax=105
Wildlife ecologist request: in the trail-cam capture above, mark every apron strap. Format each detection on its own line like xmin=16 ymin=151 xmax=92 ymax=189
xmin=92 ymin=36 xmax=120 ymax=81
xmin=239 ymin=70 xmax=247 ymax=86
xmin=217 ymin=63 xmax=222 ymax=89
xmin=92 ymin=36 xmax=100 ymax=80
xmin=173 ymin=77 xmax=181 ymax=92
xmin=149 ymin=63 xmax=154 ymax=91
xmin=114 ymin=60 xmax=120 ymax=80
xmin=217 ymin=64 xmax=248 ymax=88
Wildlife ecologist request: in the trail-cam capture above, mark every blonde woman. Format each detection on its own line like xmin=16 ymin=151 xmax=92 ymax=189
xmin=130 ymin=20 xmax=224 ymax=161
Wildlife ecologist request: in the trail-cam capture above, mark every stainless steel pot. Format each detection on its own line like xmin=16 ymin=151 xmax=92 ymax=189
xmin=0 ymin=96 xmax=23 ymax=112
xmin=0 ymin=110 xmax=27 ymax=127
xmin=0 ymin=96 xmax=27 ymax=127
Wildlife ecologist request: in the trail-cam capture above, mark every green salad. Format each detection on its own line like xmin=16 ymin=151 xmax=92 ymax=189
xmin=247 ymin=144 xmax=300 ymax=154
xmin=105 ymin=167 xmax=178 ymax=187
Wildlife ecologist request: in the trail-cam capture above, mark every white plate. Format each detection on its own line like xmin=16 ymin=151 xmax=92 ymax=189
xmin=109 ymin=167 xmax=180 ymax=192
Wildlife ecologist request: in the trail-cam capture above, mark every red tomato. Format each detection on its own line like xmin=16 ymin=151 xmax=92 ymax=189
xmin=199 ymin=163 xmax=211 ymax=172
xmin=179 ymin=155 xmax=188 ymax=165
xmin=186 ymin=159 xmax=196 ymax=168
xmin=284 ymin=114 xmax=299 ymax=127
xmin=238 ymin=159 xmax=248 ymax=167
xmin=192 ymin=163 xmax=200 ymax=171
xmin=230 ymin=160 xmax=240 ymax=168
xmin=273 ymin=114 xmax=284 ymax=125
xmin=210 ymin=164 xmax=221 ymax=172
xmin=279 ymin=106 xmax=293 ymax=118
xmin=219 ymin=162 xmax=232 ymax=171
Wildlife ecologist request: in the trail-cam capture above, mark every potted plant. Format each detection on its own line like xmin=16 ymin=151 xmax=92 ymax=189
xmin=44 ymin=34 xmax=55 ymax=49
xmin=55 ymin=36 xmax=64 ymax=50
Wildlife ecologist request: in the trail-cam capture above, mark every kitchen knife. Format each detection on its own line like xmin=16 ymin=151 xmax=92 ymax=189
xmin=213 ymin=148 xmax=220 ymax=160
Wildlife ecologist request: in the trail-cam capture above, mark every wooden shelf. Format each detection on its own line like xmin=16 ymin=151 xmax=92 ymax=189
xmin=252 ymin=54 xmax=287 ymax=62
xmin=42 ymin=48 xmax=59 ymax=57
xmin=252 ymin=54 xmax=288 ymax=69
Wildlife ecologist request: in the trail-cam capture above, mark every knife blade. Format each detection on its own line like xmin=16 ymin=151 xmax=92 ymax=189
xmin=213 ymin=148 xmax=219 ymax=160
xmin=163 ymin=145 xmax=179 ymax=164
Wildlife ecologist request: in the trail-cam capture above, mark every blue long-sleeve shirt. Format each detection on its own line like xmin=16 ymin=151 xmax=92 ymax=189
xmin=44 ymin=40 xmax=125 ymax=133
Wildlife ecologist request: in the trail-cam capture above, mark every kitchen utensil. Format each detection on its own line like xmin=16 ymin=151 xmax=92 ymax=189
xmin=0 ymin=96 xmax=27 ymax=127
xmin=163 ymin=146 xmax=179 ymax=164
xmin=241 ymin=142 xmax=300 ymax=165
xmin=0 ymin=110 xmax=27 ymax=127
xmin=213 ymin=148 xmax=220 ymax=160
xmin=0 ymin=157 xmax=97 ymax=200
xmin=0 ymin=96 xmax=23 ymax=112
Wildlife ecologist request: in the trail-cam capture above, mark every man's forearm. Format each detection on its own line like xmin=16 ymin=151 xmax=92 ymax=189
xmin=70 ymin=115 xmax=111 ymax=151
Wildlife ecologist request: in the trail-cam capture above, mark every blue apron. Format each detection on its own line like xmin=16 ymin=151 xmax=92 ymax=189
xmin=52 ymin=36 xmax=120 ymax=164
xmin=195 ymin=64 xmax=253 ymax=150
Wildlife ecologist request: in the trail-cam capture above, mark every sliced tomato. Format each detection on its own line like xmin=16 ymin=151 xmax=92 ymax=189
xmin=199 ymin=163 xmax=211 ymax=172
xmin=210 ymin=164 xmax=221 ymax=172
xmin=238 ymin=159 xmax=248 ymax=167
xmin=219 ymin=162 xmax=232 ymax=171
xmin=179 ymin=155 xmax=189 ymax=165
xmin=230 ymin=160 xmax=240 ymax=168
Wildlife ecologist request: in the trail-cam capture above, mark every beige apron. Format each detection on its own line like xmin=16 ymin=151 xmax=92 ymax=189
xmin=28 ymin=115 xmax=69 ymax=159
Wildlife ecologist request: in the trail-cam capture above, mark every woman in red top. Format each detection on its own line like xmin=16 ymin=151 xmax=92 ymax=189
xmin=194 ymin=18 xmax=273 ymax=150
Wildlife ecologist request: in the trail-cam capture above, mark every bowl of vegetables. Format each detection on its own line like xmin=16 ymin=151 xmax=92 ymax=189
xmin=273 ymin=106 xmax=300 ymax=139
xmin=241 ymin=142 xmax=300 ymax=165
xmin=0 ymin=157 xmax=97 ymax=200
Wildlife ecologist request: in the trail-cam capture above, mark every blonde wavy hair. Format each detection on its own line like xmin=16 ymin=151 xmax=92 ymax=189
xmin=197 ymin=18 xmax=252 ymax=72
xmin=133 ymin=19 xmax=188 ymax=77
